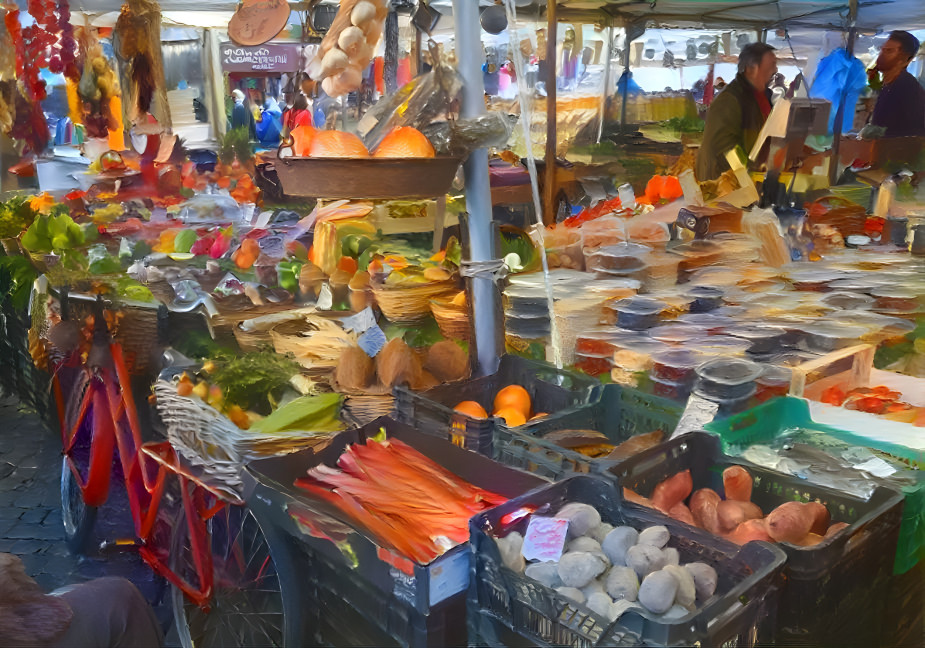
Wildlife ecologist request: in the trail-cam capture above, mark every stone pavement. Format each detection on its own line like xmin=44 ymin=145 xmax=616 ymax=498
xmin=0 ymin=391 xmax=178 ymax=642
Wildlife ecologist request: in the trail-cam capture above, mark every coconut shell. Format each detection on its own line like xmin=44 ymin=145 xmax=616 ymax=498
xmin=423 ymin=340 xmax=470 ymax=383
xmin=376 ymin=338 xmax=422 ymax=388
xmin=336 ymin=346 xmax=375 ymax=390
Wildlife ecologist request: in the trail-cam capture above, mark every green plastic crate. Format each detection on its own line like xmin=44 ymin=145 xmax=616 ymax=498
xmin=707 ymin=396 xmax=925 ymax=575
xmin=492 ymin=383 xmax=684 ymax=481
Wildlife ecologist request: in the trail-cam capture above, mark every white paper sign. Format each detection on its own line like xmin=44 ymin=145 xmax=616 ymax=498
xmin=342 ymin=307 xmax=377 ymax=334
xmin=521 ymin=517 xmax=569 ymax=563
xmin=358 ymin=325 xmax=387 ymax=357
xmin=316 ymin=283 xmax=333 ymax=310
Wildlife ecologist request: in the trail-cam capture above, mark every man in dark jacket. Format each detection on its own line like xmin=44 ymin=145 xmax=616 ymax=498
xmin=696 ymin=43 xmax=778 ymax=181
xmin=869 ymin=31 xmax=925 ymax=137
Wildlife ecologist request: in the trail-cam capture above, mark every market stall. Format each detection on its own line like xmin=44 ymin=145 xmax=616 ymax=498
xmin=0 ymin=0 xmax=924 ymax=646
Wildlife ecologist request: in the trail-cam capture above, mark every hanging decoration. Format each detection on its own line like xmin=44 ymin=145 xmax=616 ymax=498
xmin=115 ymin=0 xmax=170 ymax=128
xmin=76 ymin=27 xmax=121 ymax=139
xmin=306 ymin=0 xmax=387 ymax=97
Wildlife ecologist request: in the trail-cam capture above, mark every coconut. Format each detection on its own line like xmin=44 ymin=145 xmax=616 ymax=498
xmin=424 ymin=340 xmax=469 ymax=383
xmin=376 ymin=337 xmax=422 ymax=388
xmin=336 ymin=346 xmax=375 ymax=390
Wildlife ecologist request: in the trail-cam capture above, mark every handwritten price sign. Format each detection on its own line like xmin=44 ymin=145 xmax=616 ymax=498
xmin=521 ymin=517 xmax=570 ymax=562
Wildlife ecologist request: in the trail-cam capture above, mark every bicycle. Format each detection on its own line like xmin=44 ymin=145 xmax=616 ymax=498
xmin=40 ymin=284 xmax=299 ymax=647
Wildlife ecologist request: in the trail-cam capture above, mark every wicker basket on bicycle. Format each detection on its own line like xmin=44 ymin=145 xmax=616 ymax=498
xmin=65 ymin=299 xmax=160 ymax=375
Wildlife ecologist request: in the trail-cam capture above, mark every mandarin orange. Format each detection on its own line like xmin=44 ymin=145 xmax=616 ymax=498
xmin=454 ymin=400 xmax=488 ymax=419
xmin=493 ymin=407 xmax=527 ymax=427
xmin=493 ymin=384 xmax=531 ymax=418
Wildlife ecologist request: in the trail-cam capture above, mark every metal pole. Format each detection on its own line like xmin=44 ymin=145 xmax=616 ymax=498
xmin=453 ymin=0 xmax=502 ymax=376
xmin=829 ymin=0 xmax=858 ymax=185
xmin=596 ymin=26 xmax=614 ymax=144
xmin=543 ymin=0 xmax=558 ymax=225
xmin=620 ymin=30 xmax=631 ymax=134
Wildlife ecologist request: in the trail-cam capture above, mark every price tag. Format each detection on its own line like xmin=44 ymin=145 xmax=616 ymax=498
xmin=342 ymin=307 xmax=377 ymax=334
xmin=316 ymin=283 xmax=333 ymax=310
xmin=521 ymin=517 xmax=569 ymax=563
xmin=358 ymin=325 xmax=387 ymax=357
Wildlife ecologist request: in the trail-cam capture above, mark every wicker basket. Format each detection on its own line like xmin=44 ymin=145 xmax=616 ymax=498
xmin=430 ymin=296 xmax=470 ymax=340
xmin=342 ymin=395 xmax=395 ymax=427
xmin=232 ymin=321 xmax=274 ymax=352
xmin=371 ymin=280 xmax=456 ymax=325
xmin=269 ymin=314 xmax=357 ymax=374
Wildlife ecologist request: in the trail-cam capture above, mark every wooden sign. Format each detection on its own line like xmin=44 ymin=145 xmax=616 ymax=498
xmin=228 ymin=0 xmax=291 ymax=47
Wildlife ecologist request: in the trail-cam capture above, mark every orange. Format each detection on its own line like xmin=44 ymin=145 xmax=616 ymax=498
xmin=493 ymin=384 xmax=531 ymax=418
xmin=373 ymin=127 xmax=435 ymax=159
xmin=454 ymin=400 xmax=488 ymax=419
xmin=493 ymin=407 xmax=527 ymax=427
xmin=309 ymin=130 xmax=369 ymax=158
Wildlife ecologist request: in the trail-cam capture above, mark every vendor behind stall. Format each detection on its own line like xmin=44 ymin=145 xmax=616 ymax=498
xmin=695 ymin=43 xmax=778 ymax=181
xmin=868 ymin=31 xmax=925 ymax=137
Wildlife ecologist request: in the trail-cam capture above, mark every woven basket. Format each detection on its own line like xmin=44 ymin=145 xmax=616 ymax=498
xmin=342 ymin=395 xmax=395 ymax=427
xmin=371 ymin=280 xmax=456 ymax=325
xmin=430 ymin=297 xmax=470 ymax=340
xmin=232 ymin=321 xmax=273 ymax=352
xmin=269 ymin=315 xmax=356 ymax=374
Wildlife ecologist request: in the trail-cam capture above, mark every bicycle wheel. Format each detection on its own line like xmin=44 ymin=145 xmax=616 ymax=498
xmin=59 ymin=370 xmax=98 ymax=554
xmin=170 ymin=504 xmax=301 ymax=647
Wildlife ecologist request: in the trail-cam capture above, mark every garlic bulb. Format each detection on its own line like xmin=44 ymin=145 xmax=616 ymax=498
xmin=350 ymin=1 xmax=377 ymax=27
xmin=338 ymin=26 xmax=365 ymax=58
xmin=320 ymin=48 xmax=349 ymax=76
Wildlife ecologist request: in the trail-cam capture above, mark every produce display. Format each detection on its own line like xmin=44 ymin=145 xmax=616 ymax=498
xmin=495 ymin=507 xmax=720 ymax=622
xmin=294 ymin=434 xmax=506 ymax=565
xmin=628 ymin=466 xmax=850 ymax=546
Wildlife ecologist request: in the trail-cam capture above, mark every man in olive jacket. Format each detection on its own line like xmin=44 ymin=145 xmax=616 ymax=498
xmin=696 ymin=43 xmax=778 ymax=181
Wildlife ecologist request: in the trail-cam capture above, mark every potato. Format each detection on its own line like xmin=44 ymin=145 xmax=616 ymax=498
xmin=722 ymin=465 xmax=753 ymax=502
xmin=663 ymin=564 xmax=696 ymax=610
xmin=824 ymin=521 xmax=849 ymax=539
xmin=651 ymin=470 xmax=693 ymax=512
xmin=605 ymin=565 xmax=639 ymax=601
xmin=557 ymin=552 xmax=607 ymax=588
xmin=568 ymin=537 xmax=603 ymax=554
xmin=638 ymin=525 xmax=670 ymax=548
xmin=805 ymin=501 xmax=831 ymax=536
xmin=586 ymin=592 xmax=614 ymax=617
xmin=591 ymin=522 xmax=615 ymax=544
xmin=690 ymin=488 xmax=722 ymax=534
xmin=765 ymin=501 xmax=816 ymax=544
xmin=716 ymin=500 xmax=764 ymax=534
xmin=525 ymin=561 xmax=561 ymax=588
xmin=602 ymin=526 xmax=639 ymax=565
xmin=496 ymin=531 xmax=525 ymax=573
xmin=626 ymin=544 xmax=667 ymax=578
xmin=683 ymin=562 xmax=718 ymax=600
xmin=668 ymin=502 xmax=696 ymax=527
xmin=555 ymin=586 xmax=586 ymax=604
xmin=663 ymin=547 xmax=680 ymax=566
xmin=638 ymin=570 xmax=679 ymax=614
xmin=726 ymin=518 xmax=773 ymax=545
xmin=581 ymin=578 xmax=607 ymax=600
xmin=557 ymin=503 xmax=602 ymax=539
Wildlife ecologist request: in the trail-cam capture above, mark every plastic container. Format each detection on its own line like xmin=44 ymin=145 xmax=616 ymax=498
xmin=611 ymin=296 xmax=666 ymax=331
xmin=651 ymin=349 xmax=704 ymax=384
xmin=647 ymin=324 xmax=701 ymax=345
xmin=725 ymin=324 xmax=787 ymax=354
xmin=585 ymin=243 xmax=651 ymax=276
xmin=820 ymin=291 xmax=875 ymax=311
xmin=649 ymin=375 xmax=693 ymax=401
xmin=754 ymin=365 xmax=792 ymax=402
xmin=573 ymin=352 xmax=614 ymax=377
xmin=871 ymin=287 xmax=923 ymax=315
xmin=687 ymin=285 xmax=724 ymax=313
xmin=707 ymin=397 xmax=924 ymax=576
xmin=698 ymin=386 xmax=756 ymax=419
xmin=469 ymin=475 xmax=787 ymax=648
xmin=610 ymin=431 xmax=904 ymax=647
xmin=798 ymin=321 xmax=870 ymax=353
xmin=244 ymin=416 xmax=546 ymax=622
xmin=492 ymin=383 xmax=684 ymax=481
xmin=394 ymin=355 xmax=601 ymax=455
xmin=694 ymin=357 xmax=763 ymax=400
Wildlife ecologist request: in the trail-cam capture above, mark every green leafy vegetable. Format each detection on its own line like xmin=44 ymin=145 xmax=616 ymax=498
xmin=0 ymin=256 xmax=38 ymax=311
xmin=209 ymin=350 xmax=301 ymax=413
xmin=0 ymin=197 xmax=39 ymax=239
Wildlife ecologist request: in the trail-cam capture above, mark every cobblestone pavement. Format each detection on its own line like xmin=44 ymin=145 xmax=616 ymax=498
xmin=0 ymin=391 xmax=178 ymax=642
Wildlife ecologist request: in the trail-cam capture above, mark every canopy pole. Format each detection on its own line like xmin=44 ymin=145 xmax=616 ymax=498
xmin=453 ymin=0 xmax=502 ymax=376
xmin=620 ymin=28 xmax=631 ymax=134
xmin=829 ymin=0 xmax=858 ymax=185
xmin=544 ymin=0 xmax=558 ymax=225
xmin=597 ymin=26 xmax=614 ymax=143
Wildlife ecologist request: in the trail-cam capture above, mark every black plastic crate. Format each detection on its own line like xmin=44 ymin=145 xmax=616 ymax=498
xmin=493 ymin=384 xmax=684 ymax=481
xmin=609 ymin=432 xmax=905 ymax=647
xmin=304 ymin=537 xmax=468 ymax=648
xmin=243 ymin=416 xmax=545 ymax=620
xmin=469 ymin=475 xmax=787 ymax=648
xmin=394 ymin=355 xmax=601 ymax=455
